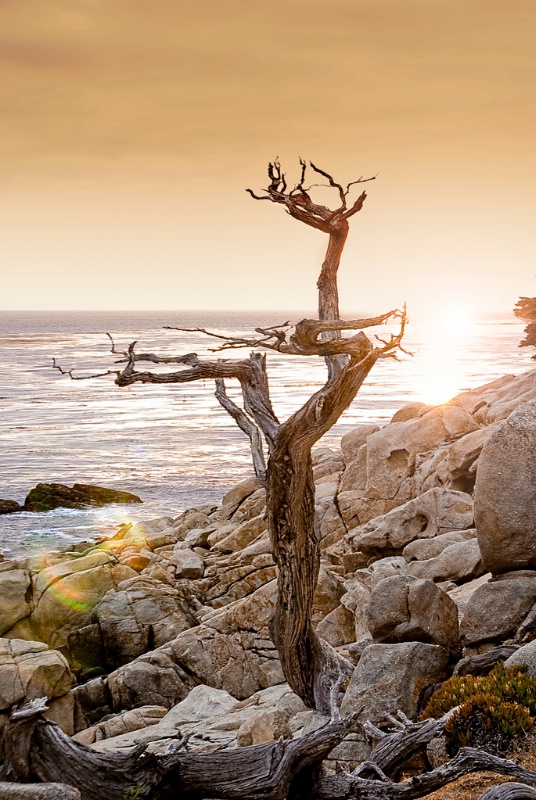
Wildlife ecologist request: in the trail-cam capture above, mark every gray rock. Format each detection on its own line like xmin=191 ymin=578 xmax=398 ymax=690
xmin=366 ymin=575 xmax=459 ymax=651
xmin=170 ymin=546 xmax=205 ymax=579
xmin=475 ymin=401 xmax=536 ymax=575
xmin=0 ymin=639 xmax=74 ymax=711
xmin=340 ymin=641 xmax=450 ymax=723
xmin=403 ymin=529 xmax=476 ymax=562
xmin=460 ymin=577 xmax=536 ymax=647
xmin=505 ymin=640 xmax=536 ymax=676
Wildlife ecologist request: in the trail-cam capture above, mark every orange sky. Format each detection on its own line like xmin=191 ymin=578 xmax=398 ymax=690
xmin=1 ymin=0 xmax=535 ymax=314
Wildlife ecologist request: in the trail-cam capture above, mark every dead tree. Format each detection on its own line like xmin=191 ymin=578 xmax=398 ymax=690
xmin=54 ymin=161 xmax=407 ymax=713
xmin=5 ymin=699 xmax=536 ymax=800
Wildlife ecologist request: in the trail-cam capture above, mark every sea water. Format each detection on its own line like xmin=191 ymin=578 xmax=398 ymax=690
xmin=0 ymin=310 xmax=531 ymax=557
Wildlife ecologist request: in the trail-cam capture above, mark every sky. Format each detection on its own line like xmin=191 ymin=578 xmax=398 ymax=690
xmin=0 ymin=0 xmax=535 ymax=316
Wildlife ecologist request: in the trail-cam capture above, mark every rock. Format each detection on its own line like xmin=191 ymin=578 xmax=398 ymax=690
xmin=312 ymin=567 xmax=344 ymax=623
xmin=171 ymin=546 xmax=205 ymax=579
xmin=460 ymin=576 xmax=536 ymax=648
xmin=405 ymin=538 xmax=483 ymax=584
xmin=340 ymin=580 xmax=371 ymax=642
xmin=348 ymin=488 xmax=474 ymax=556
xmin=107 ymin=651 xmax=195 ymax=712
xmin=212 ymin=514 xmax=266 ymax=554
xmin=217 ymin=477 xmax=261 ymax=520
xmin=168 ymin=582 xmax=283 ymax=699
xmin=447 ymin=424 xmax=499 ymax=491
xmin=366 ymin=575 xmax=459 ymax=651
xmin=89 ymin=686 xmax=244 ymax=753
xmin=403 ymin=529 xmax=476 ymax=562
xmin=504 ymin=640 xmax=536 ymax=676
xmin=87 ymin=576 xmax=199 ymax=669
xmin=338 ymin=444 xmax=368 ymax=494
xmin=364 ymin=405 xmax=479 ymax=502
xmin=0 ymin=783 xmax=81 ymax=799
xmin=0 ymin=639 xmax=74 ymax=712
xmin=31 ymin=561 xmax=138 ymax=649
xmin=455 ymin=369 xmax=536 ymax=426
xmin=315 ymin=481 xmax=346 ymax=548
xmin=340 ymin=641 xmax=450 ymax=723
xmin=0 ymin=499 xmax=22 ymax=514
xmin=0 ymin=569 xmax=31 ymax=635
xmin=73 ymin=705 xmax=169 ymax=744
xmin=23 ymin=483 xmax=142 ymax=512
xmin=236 ymin=709 xmax=291 ymax=746
xmin=391 ymin=402 xmax=430 ymax=423
xmin=316 ymin=604 xmax=357 ymax=647
xmin=474 ymin=401 xmax=536 ymax=575
xmin=340 ymin=425 xmax=380 ymax=463
xmin=446 ymin=572 xmax=491 ymax=617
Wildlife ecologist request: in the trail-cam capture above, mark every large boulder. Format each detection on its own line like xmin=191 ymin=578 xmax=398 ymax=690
xmin=31 ymin=556 xmax=138 ymax=649
xmin=23 ymin=483 xmax=142 ymax=512
xmin=338 ymin=405 xmax=479 ymax=528
xmin=460 ymin=574 xmax=536 ymax=648
xmin=340 ymin=641 xmax=449 ymax=725
xmin=366 ymin=575 xmax=459 ymax=651
xmin=348 ymin=488 xmax=474 ymax=557
xmin=474 ymin=401 xmax=536 ymax=575
xmin=71 ymin=576 xmax=199 ymax=671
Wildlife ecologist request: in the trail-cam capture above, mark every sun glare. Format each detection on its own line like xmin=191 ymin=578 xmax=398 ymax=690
xmin=410 ymin=304 xmax=476 ymax=406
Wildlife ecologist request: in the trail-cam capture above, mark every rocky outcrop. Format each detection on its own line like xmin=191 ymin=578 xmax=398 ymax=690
xmin=474 ymin=401 xmax=536 ymax=575
xmin=23 ymin=483 xmax=142 ymax=512
xmin=2 ymin=368 xmax=536 ymax=781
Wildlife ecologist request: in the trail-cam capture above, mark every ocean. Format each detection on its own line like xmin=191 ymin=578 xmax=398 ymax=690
xmin=0 ymin=309 xmax=531 ymax=558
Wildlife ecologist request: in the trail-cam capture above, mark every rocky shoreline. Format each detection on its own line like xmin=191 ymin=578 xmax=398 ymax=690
xmin=1 ymin=367 xmax=536 ymax=797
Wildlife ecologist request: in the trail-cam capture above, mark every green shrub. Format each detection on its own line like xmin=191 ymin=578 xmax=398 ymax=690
xmin=421 ymin=662 xmax=536 ymax=756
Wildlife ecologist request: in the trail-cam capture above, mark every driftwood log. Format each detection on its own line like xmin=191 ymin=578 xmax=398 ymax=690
xmin=4 ymin=700 xmax=536 ymax=800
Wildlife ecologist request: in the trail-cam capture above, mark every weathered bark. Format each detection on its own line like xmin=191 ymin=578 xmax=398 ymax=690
xmin=453 ymin=645 xmax=521 ymax=677
xmin=7 ymin=702 xmax=536 ymax=800
xmin=2 ymin=701 xmax=359 ymax=800
xmin=477 ymin=785 xmax=536 ymax=800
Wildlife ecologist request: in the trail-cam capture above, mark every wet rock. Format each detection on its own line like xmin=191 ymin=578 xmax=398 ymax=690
xmin=0 ymin=499 xmax=22 ymax=514
xmin=23 ymin=483 xmax=142 ymax=512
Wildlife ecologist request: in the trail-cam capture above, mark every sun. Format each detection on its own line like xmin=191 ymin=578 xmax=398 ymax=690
xmin=409 ymin=304 xmax=477 ymax=406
